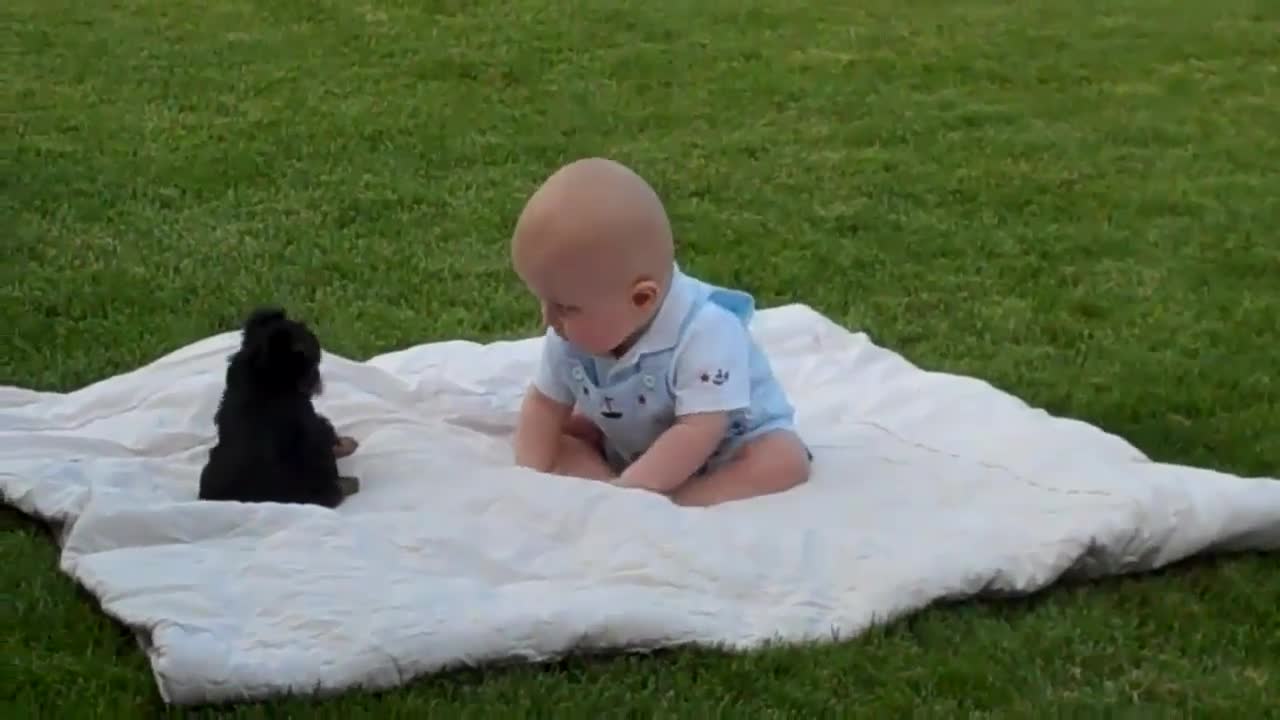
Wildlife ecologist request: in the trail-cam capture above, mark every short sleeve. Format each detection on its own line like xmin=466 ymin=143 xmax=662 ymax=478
xmin=671 ymin=305 xmax=752 ymax=416
xmin=531 ymin=327 xmax=575 ymax=406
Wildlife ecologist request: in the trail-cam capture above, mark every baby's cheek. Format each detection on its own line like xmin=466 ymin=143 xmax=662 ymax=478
xmin=561 ymin=320 xmax=591 ymax=348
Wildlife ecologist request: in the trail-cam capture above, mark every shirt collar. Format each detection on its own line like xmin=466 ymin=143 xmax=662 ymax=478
xmin=611 ymin=263 xmax=700 ymax=367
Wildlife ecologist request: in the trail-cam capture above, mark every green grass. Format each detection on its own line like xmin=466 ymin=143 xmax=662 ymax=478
xmin=3 ymin=0 xmax=1279 ymax=714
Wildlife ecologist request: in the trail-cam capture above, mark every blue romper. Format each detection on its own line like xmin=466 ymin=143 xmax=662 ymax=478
xmin=533 ymin=265 xmax=802 ymax=474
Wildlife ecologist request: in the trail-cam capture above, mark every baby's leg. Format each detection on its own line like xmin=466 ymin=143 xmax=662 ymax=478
xmin=551 ymin=432 xmax=617 ymax=481
xmin=563 ymin=411 xmax=604 ymax=447
xmin=668 ymin=430 xmax=810 ymax=507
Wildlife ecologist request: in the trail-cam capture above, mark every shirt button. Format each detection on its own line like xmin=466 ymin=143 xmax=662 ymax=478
xmin=571 ymin=366 xmax=586 ymax=381
xmin=642 ymin=374 xmax=656 ymax=389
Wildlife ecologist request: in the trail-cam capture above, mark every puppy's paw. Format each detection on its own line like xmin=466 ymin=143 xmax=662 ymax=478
xmin=334 ymin=436 xmax=359 ymax=458
xmin=337 ymin=475 xmax=360 ymax=496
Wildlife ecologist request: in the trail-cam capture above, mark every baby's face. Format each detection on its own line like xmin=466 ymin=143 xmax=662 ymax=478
xmin=519 ymin=262 xmax=649 ymax=356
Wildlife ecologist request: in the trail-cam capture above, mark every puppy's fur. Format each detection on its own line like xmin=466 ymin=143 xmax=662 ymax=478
xmin=198 ymin=307 xmax=357 ymax=507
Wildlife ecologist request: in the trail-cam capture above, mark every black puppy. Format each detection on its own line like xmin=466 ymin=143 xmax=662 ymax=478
xmin=198 ymin=307 xmax=359 ymax=507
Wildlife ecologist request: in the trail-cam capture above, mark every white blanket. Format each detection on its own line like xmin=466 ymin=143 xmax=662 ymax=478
xmin=3 ymin=304 xmax=1278 ymax=706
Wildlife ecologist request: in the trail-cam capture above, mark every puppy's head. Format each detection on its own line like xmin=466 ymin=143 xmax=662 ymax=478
xmin=233 ymin=306 xmax=324 ymax=396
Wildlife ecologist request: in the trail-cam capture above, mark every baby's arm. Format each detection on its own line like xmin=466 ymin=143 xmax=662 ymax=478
xmin=513 ymin=328 xmax=575 ymax=472
xmin=617 ymin=306 xmax=752 ymax=493
xmin=514 ymin=386 xmax=572 ymax=471
xmin=617 ymin=411 xmax=729 ymax=492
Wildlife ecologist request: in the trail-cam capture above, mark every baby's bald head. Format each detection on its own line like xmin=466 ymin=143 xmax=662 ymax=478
xmin=512 ymin=157 xmax=673 ymax=288
xmin=511 ymin=158 xmax=676 ymax=355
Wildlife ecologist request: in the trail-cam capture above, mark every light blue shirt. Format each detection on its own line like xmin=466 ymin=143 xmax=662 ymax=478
xmin=533 ymin=265 xmax=798 ymax=472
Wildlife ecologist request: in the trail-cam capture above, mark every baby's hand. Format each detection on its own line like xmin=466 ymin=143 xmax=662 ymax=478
xmin=563 ymin=412 xmax=603 ymax=448
xmin=617 ymin=411 xmax=728 ymax=493
xmin=513 ymin=385 xmax=572 ymax=472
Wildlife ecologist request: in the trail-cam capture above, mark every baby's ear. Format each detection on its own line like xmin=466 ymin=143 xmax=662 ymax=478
xmin=631 ymin=279 xmax=660 ymax=309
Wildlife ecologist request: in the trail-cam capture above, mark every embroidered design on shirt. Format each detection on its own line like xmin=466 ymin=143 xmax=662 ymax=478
xmin=701 ymin=369 xmax=730 ymax=386
xmin=600 ymin=395 xmax=622 ymax=419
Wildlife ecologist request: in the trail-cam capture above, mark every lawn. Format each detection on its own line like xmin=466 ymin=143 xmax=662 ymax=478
xmin=3 ymin=0 xmax=1279 ymax=715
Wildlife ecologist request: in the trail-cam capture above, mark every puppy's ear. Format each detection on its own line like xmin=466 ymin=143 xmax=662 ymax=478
xmin=244 ymin=306 xmax=287 ymax=336
xmin=237 ymin=319 xmax=292 ymax=374
xmin=273 ymin=325 xmax=324 ymax=394
xmin=266 ymin=323 xmax=299 ymax=358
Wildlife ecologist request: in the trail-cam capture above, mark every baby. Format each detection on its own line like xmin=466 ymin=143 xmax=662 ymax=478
xmin=510 ymin=157 xmax=811 ymax=507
